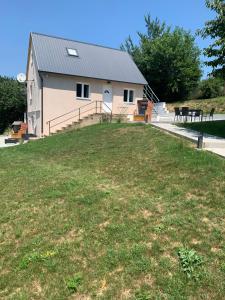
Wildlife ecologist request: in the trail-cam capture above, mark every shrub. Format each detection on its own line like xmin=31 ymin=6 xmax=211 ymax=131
xmin=0 ymin=76 xmax=26 ymax=133
xmin=199 ymin=77 xmax=224 ymax=99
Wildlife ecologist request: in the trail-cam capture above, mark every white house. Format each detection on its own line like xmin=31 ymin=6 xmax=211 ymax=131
xmin=26 ymin=32 xmax=155 ymax=136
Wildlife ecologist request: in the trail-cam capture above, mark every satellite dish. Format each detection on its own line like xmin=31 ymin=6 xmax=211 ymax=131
xmin=17 ymin=73 xmax=26 ymax=83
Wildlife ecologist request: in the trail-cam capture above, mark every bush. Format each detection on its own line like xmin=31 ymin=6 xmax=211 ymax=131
xmin=199 ymin=78 xmax=224 ymax=99
xmin=0 ymin=76 xmax=26 ymax=134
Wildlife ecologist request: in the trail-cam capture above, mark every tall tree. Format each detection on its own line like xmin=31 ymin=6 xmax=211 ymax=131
xmin=121 ymin=15 xmax=201 ymax=101
xmin=198 ymin=0 xmax=225 ymax=78
xmin=0 ymin=76 xmax=26 ymax=133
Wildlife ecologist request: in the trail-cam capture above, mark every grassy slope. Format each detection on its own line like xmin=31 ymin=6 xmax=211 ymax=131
xmin=1 ymin=124 xmax=225 ymax=299
xmin=181 ymin=120 xmax=225 ymax=138
xmin=166 ymin=96 xmax=225 ymax=113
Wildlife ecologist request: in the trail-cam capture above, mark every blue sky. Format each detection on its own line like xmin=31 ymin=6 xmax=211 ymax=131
xmin=0 ymin=0 xmax=213 ymax=78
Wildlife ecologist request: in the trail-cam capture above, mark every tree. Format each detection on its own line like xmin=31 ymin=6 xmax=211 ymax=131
xmin=198 ymin=0 xmax=225 ymax=78
xmin=121 ymin=15 xmax=202 ymax=101
xmin=0 ymin=76 xmax=26 ymax=133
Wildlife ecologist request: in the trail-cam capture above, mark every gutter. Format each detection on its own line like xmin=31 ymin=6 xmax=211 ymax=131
xmin=39 ymin=72 xmax=44 ymax=135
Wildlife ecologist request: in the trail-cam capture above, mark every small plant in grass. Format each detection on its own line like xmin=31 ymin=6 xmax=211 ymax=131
xmin=66 ymin=273 xmax=82 ymax=293
xmin=19 ymin=250 xmax=58 ymax=269
xmin=178 ymin=247 xmax=203 ymax=279
xmin=220 ymin=263 xmax=225 ymax=273
xmin=134 ymin=288 xmax=151 ymax=300
xmin=153 ymin=224 xmax=165 ymax=233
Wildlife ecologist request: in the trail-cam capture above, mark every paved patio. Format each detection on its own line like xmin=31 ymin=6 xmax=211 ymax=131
xmin=152 ymin=113 xmax=225 ymax=123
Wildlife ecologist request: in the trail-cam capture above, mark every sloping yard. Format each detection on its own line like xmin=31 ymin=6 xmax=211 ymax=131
xmin=1 ymin=124 xmax=225 ymax=299
xmin=166 ymin=96 xmax=225 ymax=113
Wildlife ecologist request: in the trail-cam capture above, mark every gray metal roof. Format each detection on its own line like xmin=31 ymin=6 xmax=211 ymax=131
xmin=31 ymin=33 xmax=147 ymax=85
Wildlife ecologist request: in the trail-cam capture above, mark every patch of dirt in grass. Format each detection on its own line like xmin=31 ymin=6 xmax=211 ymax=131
xmin=114 ymin=127 xmax=144 ymax=134
xmin=97 ymin=278 xmax=108 ymax=297
xmin=120 ymin=289 xmax=132 ymax=299
xmin=149 ymin=233 xmax=158 ymax=241
xmin=109 ymin=266 xmax=124 ymax=277
xmin=57 ymin=229 xmax=84 ymax=244
xmin=142 ymin=209 xmax=153 ymax=219
xmin=191 ymin=239 xmax=202 ymax=245
xmin=202 ymin=217 xmax=210 ymax=223
xmin=162 ymin=253 xmax=177 ymax=264
xmin=32 ymin=280 xmax=43 ymax=297
xmin=69 ymin=294 xmax=91 ymax=300
xmin=134 ymin=274 xmax=155 ymax=289
xmin=156 ymin=203 xmax=164 ymax=213
xmin=211 ymin=247 xmax=221 ymax=253
xmin=170 ymin=241 xmax=183 ymax=249
xmin=99 ymin=220 xmax=110 ymax=230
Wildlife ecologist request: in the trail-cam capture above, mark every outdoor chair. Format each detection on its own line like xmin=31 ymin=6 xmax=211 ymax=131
xmin=203 ymin=108 xmax=215 ymax=121
xmin=181 ymin=107 xmax=189 ymax=122
xmin=174 ymin=107 xmax=181 ymax=121
xmin=193 ymin=109 xmax=202 ymax=122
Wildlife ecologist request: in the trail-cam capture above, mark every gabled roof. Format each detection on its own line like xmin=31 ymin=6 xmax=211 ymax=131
xmin=30 ymin=32 xmax=147 ymax=85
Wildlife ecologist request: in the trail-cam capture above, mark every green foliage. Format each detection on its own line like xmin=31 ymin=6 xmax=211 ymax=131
xmin=178 ymin=248 xmax=203 ymax=278
xmin=198 ymin=0 xmax=225 ymax=78
xmin=0 ymin=76 xmax=26 ymax=133
xmin=19 ymin=250 xmax=58 ymax=269
xmin=199 ymin=77 xmax=225 ymax=98
xmin=66 ymin=274 xmax=82 ymax=293
xmin=181 ymin=120 xmax=225 ymax=139
xmin=134 ymin=288 xmax=151 ymax=300
xmin=121 ymin=15 xmax=201 ymax=101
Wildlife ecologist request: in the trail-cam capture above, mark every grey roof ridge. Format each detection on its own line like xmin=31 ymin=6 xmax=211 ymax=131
xmin=31 ymin=32 xmax=128 ymax=54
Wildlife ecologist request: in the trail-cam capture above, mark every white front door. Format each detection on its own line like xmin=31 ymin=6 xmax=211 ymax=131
xmin=103 ymin=85 xmax=112 ymax=113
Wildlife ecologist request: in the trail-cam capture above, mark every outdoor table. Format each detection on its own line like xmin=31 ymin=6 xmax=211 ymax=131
xmin=188 ymin=109 xmax=203 ymax=122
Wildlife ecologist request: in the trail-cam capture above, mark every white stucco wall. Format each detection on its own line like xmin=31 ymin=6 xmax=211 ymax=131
xmin=42 ymin=73 xmax=144 ymax=135
xmin=27 ymin=45 xmax=42 ymax=136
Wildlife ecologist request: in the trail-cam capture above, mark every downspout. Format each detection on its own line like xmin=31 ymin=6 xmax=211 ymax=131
xmin=39 ymin=72 xmax=44 ymax=136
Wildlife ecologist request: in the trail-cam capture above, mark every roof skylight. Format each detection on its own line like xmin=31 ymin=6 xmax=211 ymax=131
xmin=67 ymin=48 xmax=78 ymax=57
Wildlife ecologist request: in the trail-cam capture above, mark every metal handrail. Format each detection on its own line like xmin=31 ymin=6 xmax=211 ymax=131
xmin=143 ymin=84 xmax=160 ymax=103
xmin=47 ymin=100 xmax=112 ymax=135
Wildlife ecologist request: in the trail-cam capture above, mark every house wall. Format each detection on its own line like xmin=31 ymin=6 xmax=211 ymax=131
xmin=27 ymin=45 xmax=42 ymax=137
xmin=42 ymin=73 xmax=144 ymax=135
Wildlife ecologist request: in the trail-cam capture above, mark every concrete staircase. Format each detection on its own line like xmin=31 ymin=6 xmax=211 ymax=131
xmin=53 ymin=113 xmax=128 ymax=135
xmin=152 ymin=102 xmax=171 ymax=122
xmin=143 ymin=85 xmax=171 ymax=122
xmin=54 ymin=113 xmax=110 ymax=134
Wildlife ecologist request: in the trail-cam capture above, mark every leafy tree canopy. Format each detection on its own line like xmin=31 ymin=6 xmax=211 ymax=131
xmin=0 ymin=76 xmax=26 ymax=133
xmin=198 ymin=0 xmax=225 ymax=78
xmin=121 ymin=15 xmax=202 ymax=101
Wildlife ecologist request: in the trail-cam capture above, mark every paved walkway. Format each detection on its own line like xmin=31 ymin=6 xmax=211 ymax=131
xmin=151 ymin=122 xmax=225 ymax=158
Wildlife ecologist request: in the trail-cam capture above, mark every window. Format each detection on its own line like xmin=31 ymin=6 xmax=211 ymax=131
xmin=123 ymin=89 xmax=134 ymax=103
xmin=67 ymin=48 xmax=78 ymax=57
xmin=76 ymin=83 xmax=90 ymax=99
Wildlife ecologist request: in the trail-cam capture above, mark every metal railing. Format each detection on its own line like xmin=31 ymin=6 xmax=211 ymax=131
xmin=143 ymin=84 xmax=160 ymax=115
xmin=47 ymin=100 xmax=112 ymax=135
xmin=143 ymin=84 xmax=160 ymax=103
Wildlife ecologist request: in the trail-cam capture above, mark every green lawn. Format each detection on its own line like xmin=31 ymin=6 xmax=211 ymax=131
xmin=181 ymin=120 xmax=225 ymax=138
xmin=167 ymin=96 xmax=225 ymax=114
xmin=1 ymin=123 xmax=225 ymax=299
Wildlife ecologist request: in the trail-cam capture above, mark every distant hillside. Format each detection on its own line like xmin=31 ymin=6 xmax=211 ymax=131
xmin=166 ymin=96 xmax=225 ymax=113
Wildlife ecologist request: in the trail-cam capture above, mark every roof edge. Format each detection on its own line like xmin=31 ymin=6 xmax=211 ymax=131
xmin=31 ymin=32 xmax=128 ymax=54
xmin=39 ymin=70 xmax=147 ymax=85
